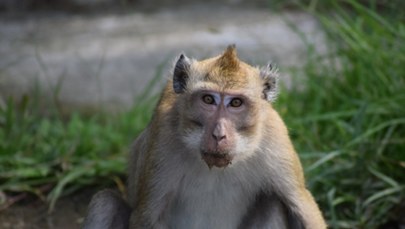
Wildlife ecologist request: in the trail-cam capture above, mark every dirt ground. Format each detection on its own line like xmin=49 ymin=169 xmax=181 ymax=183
xmin=1 ymin=190 xmax=404 ymax=229
xmin=0 ymin=189 xmax=95 ymax=229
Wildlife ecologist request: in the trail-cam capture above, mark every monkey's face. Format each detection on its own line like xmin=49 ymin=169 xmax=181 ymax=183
xmin=181 ymin=88 xmax=262 ymax=169
xmin=173 ymin=45 xmax=278 ymax=168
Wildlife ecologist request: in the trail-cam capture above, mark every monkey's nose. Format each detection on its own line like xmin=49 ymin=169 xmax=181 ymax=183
xmin=212 ymin=122 xmax=227 ymax=142
xmin=212 ymin=133 xmax=226 ymax=142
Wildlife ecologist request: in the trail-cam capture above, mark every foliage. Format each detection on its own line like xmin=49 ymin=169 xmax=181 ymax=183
xmin=0 ymin=97 xmax=155 ymax=210
xmin=277 ymin=0 xmax=405 ymax=228
xmin=0 ymin=73 xmax=159 ymax=210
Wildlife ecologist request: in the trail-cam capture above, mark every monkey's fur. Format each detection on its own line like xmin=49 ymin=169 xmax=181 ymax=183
xmin=82 ymin=45 xmax=327 ymax=229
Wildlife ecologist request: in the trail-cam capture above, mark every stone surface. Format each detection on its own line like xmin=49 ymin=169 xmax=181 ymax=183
xmin=0 ymin=5 xmax=323 ymax=113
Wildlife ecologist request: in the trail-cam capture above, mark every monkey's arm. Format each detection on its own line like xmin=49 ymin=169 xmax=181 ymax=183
xmin=267 ymin=151 xmax=327 ymax=229
xmin=81 ymin=190 xmax=131 ymax=229
xmin=257 ymin=110 xmax=327 ymax=229
xmin=127 ymin=127 xmax=179 ymax=228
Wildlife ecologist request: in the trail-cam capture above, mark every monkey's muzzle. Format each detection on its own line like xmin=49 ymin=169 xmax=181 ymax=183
xmin=201 ymin=152 xmax=233 ymax=169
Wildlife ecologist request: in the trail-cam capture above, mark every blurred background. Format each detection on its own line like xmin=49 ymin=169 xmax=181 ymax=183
xmin=0 ymin=0 xmax=404 ymax=228
xmin=0 ymin=0 xmax=324 ymax=113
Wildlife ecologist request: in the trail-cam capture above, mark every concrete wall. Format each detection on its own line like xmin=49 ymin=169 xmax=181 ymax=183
xmin=0 ymin=3 xmax=324 ymax=113
xmin=0 ymin=0 xmax=273 ymax=12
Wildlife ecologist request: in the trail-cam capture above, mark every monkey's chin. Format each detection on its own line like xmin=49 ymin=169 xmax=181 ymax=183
xmin=201 ymin=152 xmax=234 ymax=169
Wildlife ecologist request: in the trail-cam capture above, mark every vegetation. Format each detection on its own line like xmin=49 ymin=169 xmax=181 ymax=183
xmin=277 ymin=0 xmax=405 ymax=228
xmin=0 ymin=72 xmax=159 ymax=210
xmin=0 ymin=99 xmax=155 ymax=211
xmin=0 ymin=0 xmax=403 ymax=228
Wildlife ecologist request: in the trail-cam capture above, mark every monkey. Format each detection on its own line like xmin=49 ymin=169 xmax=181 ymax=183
xmin=82 ymin=189 xmax=131 ymax=229
xmin=82 ymin=45 xmax=327 ymax=229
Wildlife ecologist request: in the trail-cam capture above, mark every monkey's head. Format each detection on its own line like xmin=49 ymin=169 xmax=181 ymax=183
xmin=172 ymin=45 xmax=278 ymax=169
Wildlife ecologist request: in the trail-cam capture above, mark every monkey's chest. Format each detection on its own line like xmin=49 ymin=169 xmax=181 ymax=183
xmin=167 ymin=171 xmax=253 ymax=229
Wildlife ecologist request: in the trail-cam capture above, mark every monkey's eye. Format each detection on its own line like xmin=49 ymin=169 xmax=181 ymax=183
xmin=202 ymin=95 xmax=215 ymax=105
xmin=190 ymin=119 xmax=203 ymax=127
xmin=230 ymin=98 xmax=243 ymax=107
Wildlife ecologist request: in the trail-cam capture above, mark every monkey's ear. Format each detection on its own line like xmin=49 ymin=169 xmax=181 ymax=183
xmin=173 ymin=54 xmax=191 ymax=94
xmin=260 ymin=63 xmax=279 ymax=102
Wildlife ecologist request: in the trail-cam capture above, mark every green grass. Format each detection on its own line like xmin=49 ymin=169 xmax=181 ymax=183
xmin=276 ymin=0 xmax=405 ymax=228
xmin=0 ymin=95 xmax=156 ymax=210
xmin=0 ymin=55 xmax=164 ymax=210
xmin=1 ymin=1 xmax=404 ymax=228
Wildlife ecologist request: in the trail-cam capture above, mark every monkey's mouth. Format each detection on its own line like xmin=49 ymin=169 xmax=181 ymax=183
xmin=201 ymin=152 xmax=233 ymax=169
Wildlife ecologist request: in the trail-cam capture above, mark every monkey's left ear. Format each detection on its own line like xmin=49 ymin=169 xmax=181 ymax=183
xmin=173 ymin=54 xmax=192 ymax=94
xmin=260 ymin=63 xmax=279 ymax=102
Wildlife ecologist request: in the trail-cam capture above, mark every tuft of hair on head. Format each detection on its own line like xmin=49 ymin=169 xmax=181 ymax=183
xmin=260 ymin=63 xmax=279 ymax=102
xmin=216 ymin=44 xmax=240 ymax=72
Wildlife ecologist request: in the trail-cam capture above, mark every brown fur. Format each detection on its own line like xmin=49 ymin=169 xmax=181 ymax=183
xmin=127 ymin=46 xmax=326 ymax=228
xmin=82 ymin=45 xmax=327 ymax=229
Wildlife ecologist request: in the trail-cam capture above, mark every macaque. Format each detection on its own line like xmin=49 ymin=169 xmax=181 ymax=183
xmin=82 ymin=190 xmax=131 ymax=228
xmin=82 ymin=45 xmax=327 ymax=229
